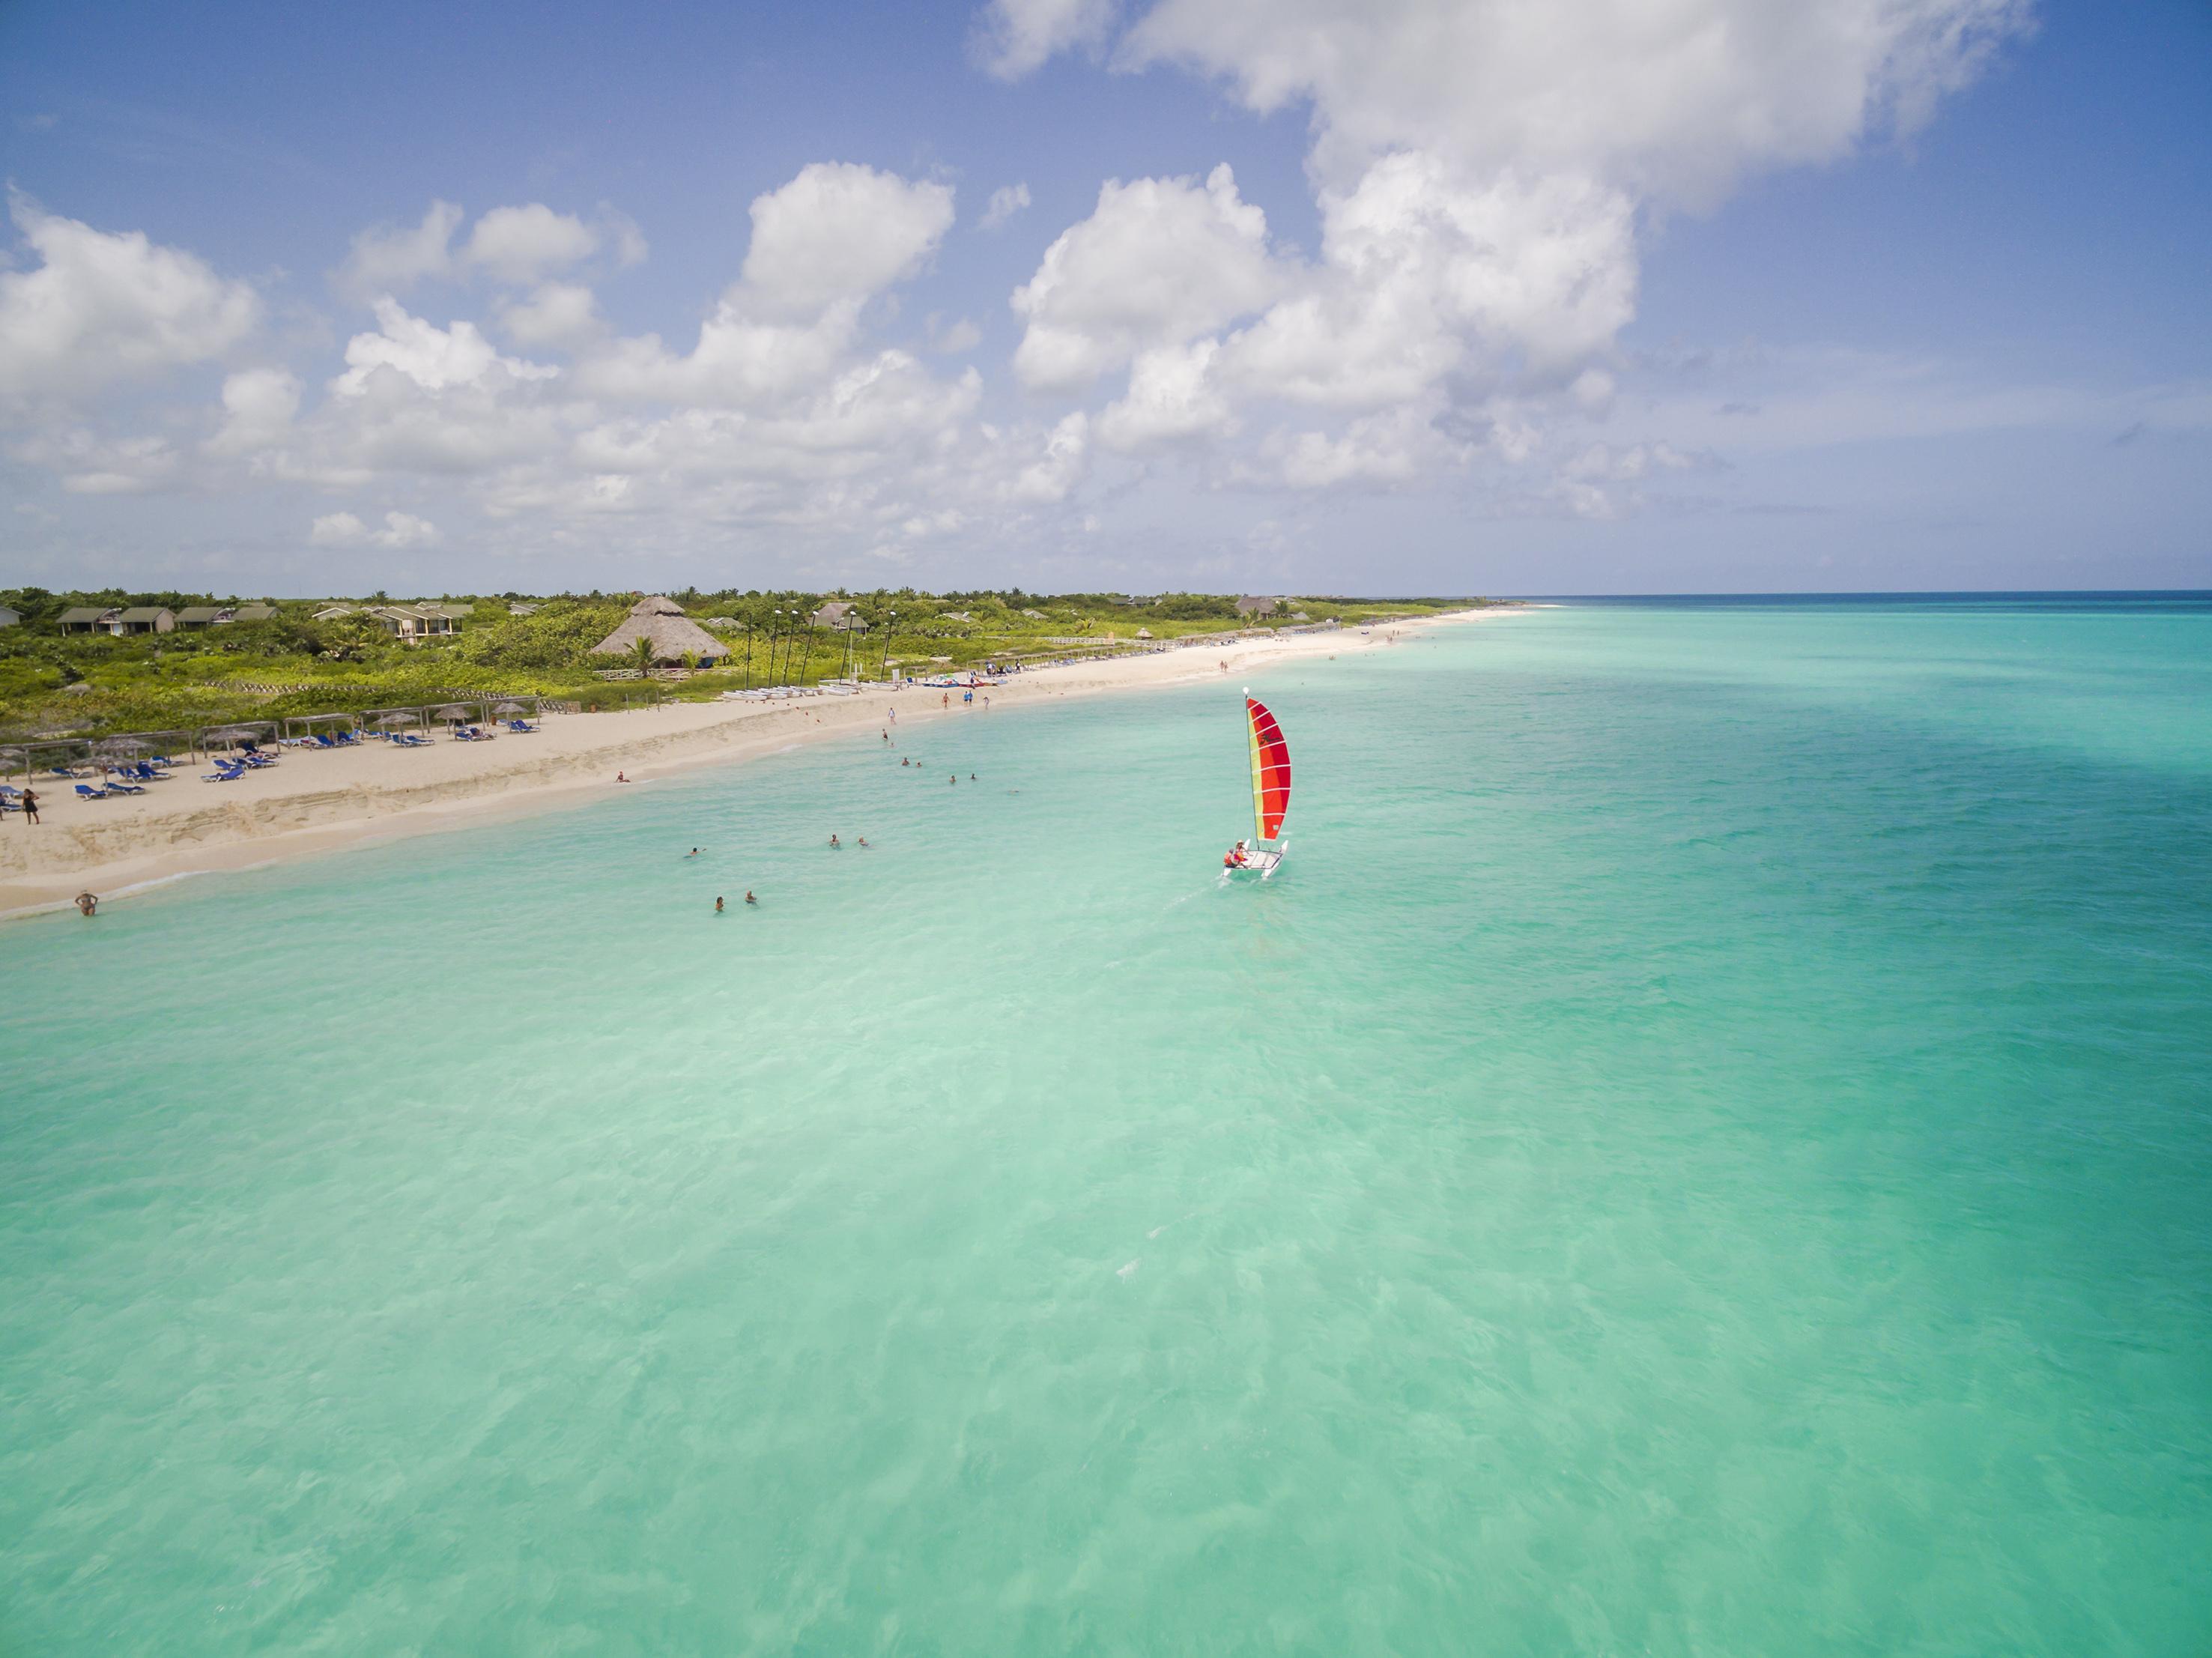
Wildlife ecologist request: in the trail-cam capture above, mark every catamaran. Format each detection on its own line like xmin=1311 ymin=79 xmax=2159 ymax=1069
xmin=1224 ymin=690 xmax=1290 ymax=879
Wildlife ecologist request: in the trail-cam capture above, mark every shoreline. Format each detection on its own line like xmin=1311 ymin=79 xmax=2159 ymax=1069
xmin=1 ymin=609 xmax=1512 ymax=919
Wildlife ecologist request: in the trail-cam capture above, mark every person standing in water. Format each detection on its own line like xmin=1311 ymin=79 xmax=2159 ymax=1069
xmin=745 ymin=891 xmax=757 ymax=905
xmin=829 ymin=834 xmax=841 ymax=848
xmin=715 ymin=896 xmax=725 ymax=913
xmin=75 ymin=890 xmax=97 ymax=916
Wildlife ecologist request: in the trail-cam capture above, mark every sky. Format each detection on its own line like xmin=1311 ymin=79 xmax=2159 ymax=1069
xmin=1 ymin=0 xmax=2207 ymax=597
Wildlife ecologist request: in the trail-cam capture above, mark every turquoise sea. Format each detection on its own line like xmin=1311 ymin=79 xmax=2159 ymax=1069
xmin=4 ymin=595 xmax=2209 ymax=1654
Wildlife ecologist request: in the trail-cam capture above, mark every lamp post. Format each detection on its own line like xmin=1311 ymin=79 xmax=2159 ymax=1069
xmin=742 ymin=623 xmax=754 ymax=690
xmin=769 ymin=610 xmax=786 ymax=686
xmin=879 ymin=608 xmax=896 ymax=683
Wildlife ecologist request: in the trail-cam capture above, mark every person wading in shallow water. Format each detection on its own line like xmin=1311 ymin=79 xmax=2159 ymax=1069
xmin=745 ymin=891 xmax=757 ymax=906
xmin=715 ymin=896 xmax=724 ymax=913
xmin=74 ymin=891 xmax=97 ymax=916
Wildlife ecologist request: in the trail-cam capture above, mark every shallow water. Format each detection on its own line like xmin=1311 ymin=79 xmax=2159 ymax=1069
xmin=4 ymin=596 xmax=2209 ymax=1654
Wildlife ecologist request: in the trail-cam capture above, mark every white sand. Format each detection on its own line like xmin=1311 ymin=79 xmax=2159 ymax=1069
xmin=1 ymin=611 xmax=1511 ymax=917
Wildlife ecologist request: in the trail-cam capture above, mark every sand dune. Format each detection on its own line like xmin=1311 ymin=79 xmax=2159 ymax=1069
xmin=1 ymin=612 xmax=1506 ymax=916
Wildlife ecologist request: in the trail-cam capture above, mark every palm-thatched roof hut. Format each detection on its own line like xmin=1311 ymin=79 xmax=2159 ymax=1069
xmin=591 ymin=597 xmax=731 ymax=665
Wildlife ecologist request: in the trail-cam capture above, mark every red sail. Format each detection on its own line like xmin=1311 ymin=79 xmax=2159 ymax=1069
xmin=1246 ymin=696 xmax=1291 ymax=842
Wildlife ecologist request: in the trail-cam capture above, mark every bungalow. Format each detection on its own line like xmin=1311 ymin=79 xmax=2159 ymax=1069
xmin=0 ymin=605 xmax=20 ymax=628
xmin=507 ymin=602 xmax=540 ymax=617
xmin=1236 ymin=595 xmax=1283 ymax=617
xmin=311 ymin=605 xmax=356 ymax=622
xmin=58 ymin=606 xmax=119 ymax=634
xmin=177 ymin=605 xmax=232 ymax=629
xmin=114 ymin=606 xmax=177 ymax=635
xmin=366 ymin=602 xmax=464 ymax=643
xmin=225 ymin=603 xmax=278 ymax=624
xmin=811 ymin=600 xmax=866 ymax=631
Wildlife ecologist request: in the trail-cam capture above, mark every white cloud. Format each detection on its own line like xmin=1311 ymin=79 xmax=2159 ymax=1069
xmin=1010 ymin=163 xmax=1282 ymax=390
xmin=981 ymin=182 xmax=1032 ymax=230
xmin=739 ymin=163 xmax=955 ymax=320
xmin=1097 ymin=339 xmax=1234 ymax=450
xmin=336 ymin=201 xmax=463 ymax=301
xmin=334 ymin=298 xmax=558 ymax=395
xmin=461 ymin=204 xmax=599 ymax=284
xmin=0 ymin=196 xmax=258 ymax=403
xmin=207 ymin=368 xmax=303 ymax=457
xmin=1007 ymin=411 xmax=1091 ymax=501
xmin=1120 ymin=0 xmax=2030 ymax=203
xmin=310 ymin=508 xmax=439 ymax=547
xmin=974 ymin=0 xmax=1116 ymax=79
xmin=498 ymin=282 xmax=602 ymax=349
xmin=577 ymin=163 xmax=957 ymax=408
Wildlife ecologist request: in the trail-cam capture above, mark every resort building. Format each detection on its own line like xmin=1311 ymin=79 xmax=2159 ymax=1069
xmin=811 ymin=600 xmax=865 ymax=631
xmin=227 ymin=603 xmax=278 ymax=624
xmin=58 ymin=606 xmax=119 ymax=634
xmin=0 ymin=605 xmax=20 ymax=628
xmin=176 ymin=605 xmax=232 ymax=629
xmin=311 ymin=605 xmax=356 ymax=621
xmin=1237 ymin=595 xmax=1283 ymax=617
xmin=507 ymin=602 xmax=540 ymax=617
xmin=114 ymin=607 xmax=177 ymax=635
xmin=365 ymin=602 xmax=467 ymax=643
xmin=590 ymin=596 xmax=732 ymax=666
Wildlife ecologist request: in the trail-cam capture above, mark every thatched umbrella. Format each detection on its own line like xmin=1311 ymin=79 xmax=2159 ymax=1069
xmin=202 ymin=725 xmax=256 ymax=749
xmin=0 ymin=745 xmax=28 ymax=781
xmin=432 ymin=703 xmax=475 ymax=725
xmin=494 ymin=701 xmax=526 ymax=715
xmin=375 ymin=712 xmax=419 ymax=729
xmin=93 ymin=737 xmax=148 ymax=779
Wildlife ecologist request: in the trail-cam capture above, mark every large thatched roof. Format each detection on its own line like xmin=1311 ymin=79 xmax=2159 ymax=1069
xmin=629 ymin=594 xmax=687 ymax=616
xmin=593 ymin=606 xmax=728 ymax=663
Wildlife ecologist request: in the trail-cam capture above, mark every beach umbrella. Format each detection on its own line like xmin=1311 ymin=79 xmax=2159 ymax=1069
xmin=202 ymin=725 xmax=255 ymax=748
xmin=494 ymin=701 xmax=526 ymax=715
xmin=433 ymin=704 xmax=473 ymax=723
xmin=375 ymin=712 xmax=418 ymax=729
xmin=0 ymin=745 xmax=28 ymax=778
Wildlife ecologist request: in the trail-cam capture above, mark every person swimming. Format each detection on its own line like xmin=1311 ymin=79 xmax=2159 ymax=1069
xmin=745 ymin=890 xmax=757 ymax=905
xmin=715 ymin=895 xmax=724 ymax=913
xmin=829 ymin=834 xmax=841 ymax=848
xmin=688 ymin=847 xmax=701 ymax=857
xmin=857 ymin=837 xmax=870 ymax=848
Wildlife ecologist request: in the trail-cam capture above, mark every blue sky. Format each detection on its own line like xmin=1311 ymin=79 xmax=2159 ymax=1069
xmin=1 ymin=0 xmax=2206 ymax=596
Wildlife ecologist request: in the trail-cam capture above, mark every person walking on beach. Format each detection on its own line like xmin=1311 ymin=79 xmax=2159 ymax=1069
xmin=942 ymin=692 xmax=949 ymax=709
xmin=20 ymin=787 xmax=37 ymax=824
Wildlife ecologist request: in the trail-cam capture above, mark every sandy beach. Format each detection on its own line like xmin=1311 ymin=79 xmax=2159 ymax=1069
xmin=1 ymin=611 xmax=1508 ymax=917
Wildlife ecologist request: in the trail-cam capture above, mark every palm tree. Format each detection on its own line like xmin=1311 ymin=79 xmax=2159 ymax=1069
xmin=629 ymin=636 xmax=655 ymax=675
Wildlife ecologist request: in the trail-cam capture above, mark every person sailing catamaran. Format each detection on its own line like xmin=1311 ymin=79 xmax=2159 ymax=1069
xmin=1223 ymin=691 xmax=1290 ymax=879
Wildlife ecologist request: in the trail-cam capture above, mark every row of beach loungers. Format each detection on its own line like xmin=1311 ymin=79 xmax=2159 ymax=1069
xmin=5 ymin=720 xmax=544 ymax=802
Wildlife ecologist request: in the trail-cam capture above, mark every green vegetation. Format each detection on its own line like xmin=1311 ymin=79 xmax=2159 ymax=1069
xmin=0 ymin=585 xmax=1483 ymax=741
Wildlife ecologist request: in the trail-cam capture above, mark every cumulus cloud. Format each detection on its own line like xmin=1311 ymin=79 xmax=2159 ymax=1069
xmin=337 ymin=201 xmax=631 ymax=300
xmin=334 ymin=298 xmax=559 ymax=396
xmin=973 ymin=0 xmax=1116 ymax=78
xmin=739 ymin=163 xmax=955 ymax=319
xmin=992 ymin=0 xmax=2028 ymax=496
xmin=310 ymin=508 xmax=439 ymax=547
xmin=577 ymin=163 xmax=957 ymax=407
xmin=1120 ymin=0 xmax=2030 ymax=202
xmin=497 ymin=282 xmax=602 ymax=349
xmin=206 ymin=367 xmax=303 ymax=457
xmin=461 ymin=204 xmax=599 ymax=285
xmin=0 ymin=196 xmax=258 ymax=403
xmin=1011 ymin=163 xmax=1281 ymax=390
xmin=336 ymin=201 xmax=464 ymax=301
xmin=981 ymin=182 xmax=1032 ymax=229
